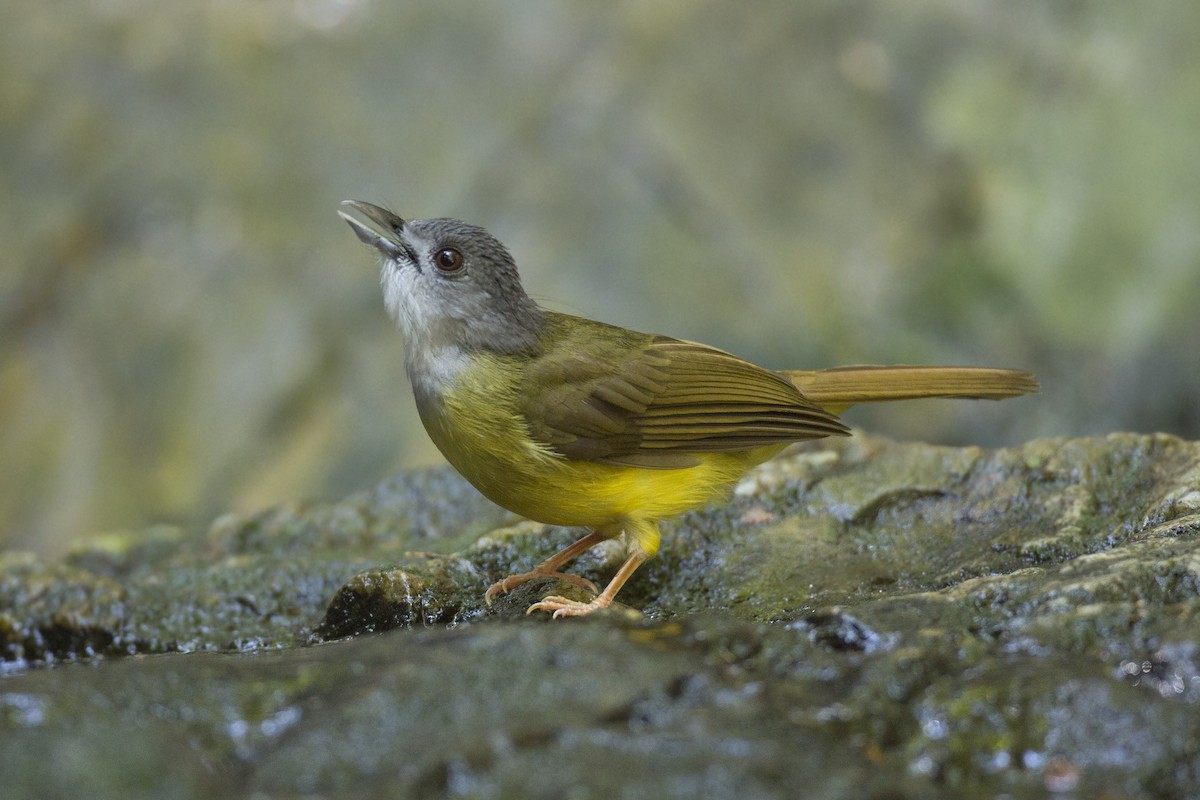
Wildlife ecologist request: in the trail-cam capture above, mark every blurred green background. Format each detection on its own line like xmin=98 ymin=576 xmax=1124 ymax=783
xmin=2 ymin=1 xmax=1198 ymax=555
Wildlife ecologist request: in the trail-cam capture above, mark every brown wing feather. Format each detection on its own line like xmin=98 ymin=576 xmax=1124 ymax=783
xmin=521 ymin=317 xmax=848 ymax=468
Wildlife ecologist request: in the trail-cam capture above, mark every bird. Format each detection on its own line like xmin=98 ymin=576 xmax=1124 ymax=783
xmin=338 ymin=200 xmax=1037 ymax=618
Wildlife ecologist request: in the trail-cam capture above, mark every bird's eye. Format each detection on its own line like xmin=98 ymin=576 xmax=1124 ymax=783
xmin=435 ymin=248 xmax=464 ymax=273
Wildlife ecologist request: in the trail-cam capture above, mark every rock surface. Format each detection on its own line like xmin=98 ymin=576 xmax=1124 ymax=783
xmin=2 ymin=432 xmax=1200 ymax=798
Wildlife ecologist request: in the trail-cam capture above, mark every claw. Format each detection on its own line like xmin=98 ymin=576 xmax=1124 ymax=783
xmin=483 ymin=529 xmax=609 ymax=606
xmin=526 ymin=594 xmax=613 ymax=618
xmin=485 ymin=529 xmax=649 ymax=618
xmin=484 ymin=571 xmax=598 ymax=606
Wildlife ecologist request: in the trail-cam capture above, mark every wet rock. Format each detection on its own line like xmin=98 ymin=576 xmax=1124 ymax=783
xmin=1 ymin=433 xmax=1199 ymax=798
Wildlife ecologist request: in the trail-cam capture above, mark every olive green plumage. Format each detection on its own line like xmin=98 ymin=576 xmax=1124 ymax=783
xmin=338 ymin=200 xmax=1037 ymax=617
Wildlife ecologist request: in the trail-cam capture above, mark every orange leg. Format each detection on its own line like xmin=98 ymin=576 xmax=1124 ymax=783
xmin=484 ymin=528 xmax=611 ymax=605
xmin=526 ymin=546 xmax=649 ymax=618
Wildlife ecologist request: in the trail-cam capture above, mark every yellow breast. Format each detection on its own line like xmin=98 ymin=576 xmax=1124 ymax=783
xmin=416 ymin=353 xmax=779 ymax=529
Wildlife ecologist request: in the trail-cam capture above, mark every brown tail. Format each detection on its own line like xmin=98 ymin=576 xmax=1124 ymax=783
xmin=781 ymin=365 xmax=1039 ymax=415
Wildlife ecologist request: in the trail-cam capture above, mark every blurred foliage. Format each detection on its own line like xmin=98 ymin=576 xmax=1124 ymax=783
xmin=1 ymin=0 xmax=1197 ymax=554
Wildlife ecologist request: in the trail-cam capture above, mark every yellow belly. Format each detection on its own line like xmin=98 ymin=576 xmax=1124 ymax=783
xmin=464 ymin=443 xmax=779 ymax=529
xmin=418 ymin=360 xmax=782 ymax=530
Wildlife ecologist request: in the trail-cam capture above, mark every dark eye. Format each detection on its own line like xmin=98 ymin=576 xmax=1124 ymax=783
xmin=435 ymin=248 xmax=464 ymax=272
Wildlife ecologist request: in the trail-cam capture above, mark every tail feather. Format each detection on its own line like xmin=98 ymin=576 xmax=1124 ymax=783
xmin=781 ymin=365 xmax=1039 ymax=415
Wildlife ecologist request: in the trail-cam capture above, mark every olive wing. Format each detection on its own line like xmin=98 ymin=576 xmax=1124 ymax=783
xmin=521 ymin=332 xmax=848 ymax=469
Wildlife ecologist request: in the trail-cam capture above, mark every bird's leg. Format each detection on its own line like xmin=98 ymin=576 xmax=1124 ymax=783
xmin=484 ymin=527 xmax=615 ymax=604
xmin=526 ymin=545 xmax=649 ymax=619
xmin=526 ymin=518 xmax=660 ymax=618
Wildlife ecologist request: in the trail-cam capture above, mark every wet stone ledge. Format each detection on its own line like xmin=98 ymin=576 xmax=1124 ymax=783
xmin=2 ymin=432 xmax=1199 ymax=798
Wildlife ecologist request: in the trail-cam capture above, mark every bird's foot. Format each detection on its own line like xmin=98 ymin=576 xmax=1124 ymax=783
xmin=525 ymin=594 xmax=613 ymax=619
xmin=484 ymin=570 xmax=598 ymax=605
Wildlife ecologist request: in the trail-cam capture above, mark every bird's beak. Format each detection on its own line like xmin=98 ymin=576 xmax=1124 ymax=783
xmin=337 ymin=200 xmax=408 ymax=260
